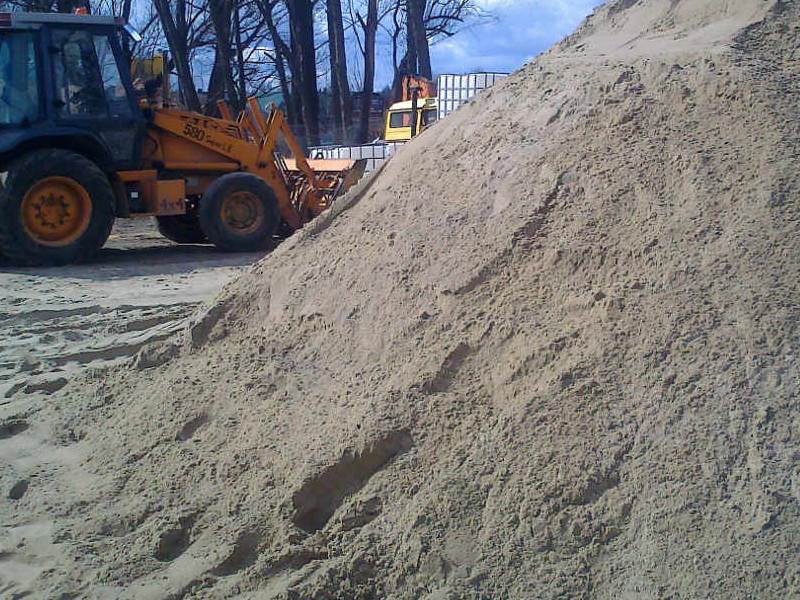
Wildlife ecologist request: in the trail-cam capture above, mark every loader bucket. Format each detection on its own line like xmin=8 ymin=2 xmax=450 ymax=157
xmin=284 ymin=158 xmax=368 ymax=202
xmin=329 ymin=158 xmax=368 ymax=199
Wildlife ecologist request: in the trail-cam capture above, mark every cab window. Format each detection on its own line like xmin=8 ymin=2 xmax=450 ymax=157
xmin=389 ymin=110 xmax=412 ymax=128
xmin=0 ymin=31 xmax=40 ymax=125
xmin=421 ymin=108 xmax=437 ymax=127
xmin=95 ymin=34 xmax=131 ymax=117
xmin=52 ymin=29 xmax=130 ymax=118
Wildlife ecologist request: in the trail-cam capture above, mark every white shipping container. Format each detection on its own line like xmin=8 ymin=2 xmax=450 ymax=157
xmin=436 ymin=72 xmax=507 ymax=118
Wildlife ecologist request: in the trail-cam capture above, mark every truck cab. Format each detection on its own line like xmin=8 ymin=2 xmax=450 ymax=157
xmin=382 ymin=97 xmax=438 ymax=142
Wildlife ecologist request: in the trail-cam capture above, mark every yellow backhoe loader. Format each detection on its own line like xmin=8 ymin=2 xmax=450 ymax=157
xmin=0 ymin=11 xmax=365 ymax=265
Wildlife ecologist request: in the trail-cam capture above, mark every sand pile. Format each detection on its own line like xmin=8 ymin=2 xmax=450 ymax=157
xmin=3 ymin=0 xmax=799 ymax=598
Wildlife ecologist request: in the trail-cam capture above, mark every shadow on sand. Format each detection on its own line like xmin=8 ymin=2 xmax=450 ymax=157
xmin=0 ymin=242 xmax=275 ymax=281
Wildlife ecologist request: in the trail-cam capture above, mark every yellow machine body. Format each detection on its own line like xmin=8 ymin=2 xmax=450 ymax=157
xmin=117 ymin=98 xmax=364 ymax=230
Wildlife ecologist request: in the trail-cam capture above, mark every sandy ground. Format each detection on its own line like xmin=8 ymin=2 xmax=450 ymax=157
xmin=0 ymin=219 xmax=267 ymax=401
xmin=0 ymin=220 xmax=271 ymax=597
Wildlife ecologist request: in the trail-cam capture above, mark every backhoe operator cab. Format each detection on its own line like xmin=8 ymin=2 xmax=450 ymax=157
xmin=0 ymin=12 xmax=147 ymax=265
xmin=0 ymin=12 xmax=364 ymax=266
xmin=0 ymin=13 xmax=144 ymax=169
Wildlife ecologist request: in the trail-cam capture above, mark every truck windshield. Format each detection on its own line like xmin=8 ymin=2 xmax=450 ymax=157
xmin=389 ymin=111 xmax=412 ymax=128
xmin=0 ymin=31 xmax=40 ymax=125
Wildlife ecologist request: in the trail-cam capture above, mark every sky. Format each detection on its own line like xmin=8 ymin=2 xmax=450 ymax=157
xmin=375 ymin=0 xmax=597 ymax=84
xmin=128 ymin=0 xmax=598 ymax=94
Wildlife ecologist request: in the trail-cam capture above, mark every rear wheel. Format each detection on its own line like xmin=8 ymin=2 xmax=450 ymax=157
xmin=156 ymin=210 xmax=207 ymax=244
xmin=198 ymin=173 xmax=280 ymax=252
xmin=0 ymin=149 xmax=115 ymax=266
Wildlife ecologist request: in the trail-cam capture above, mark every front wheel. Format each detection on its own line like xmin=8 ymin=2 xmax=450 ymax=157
xmin=0 ymin=149 xmax=115 ymax=266
xmin=198 ymin=173 xmax=280 ymax=252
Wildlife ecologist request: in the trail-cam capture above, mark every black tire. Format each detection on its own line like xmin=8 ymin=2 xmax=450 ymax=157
xmin=0 ymin=149 xmax=115 ymax=266
xmin=198 ymin=172 xmax=280 ymax=252
xmin=156 ymin=211 xmax=207 ymax=244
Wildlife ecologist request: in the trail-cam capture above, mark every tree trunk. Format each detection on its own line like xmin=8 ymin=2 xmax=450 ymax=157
xmin=327 ymin=0 xmax=351 ymax=143
xmin=275 ymin=55 xmax=295 ymax=124
xmin=206 ymin=55 xmax=225 ymax=113
xmin=327 ymin=4 xmax=342 ymax=143
xmin=153 ymin=0 xmax=201 ymax=111
xmin=407 ymin=0 xmax=431 ymax=79
xmin=391 ymin=52 xmax=411 ymax=103
xmin=208 ymin=0 xmax=238 ymax=110
xmin=286 ymin=0 xmax=320 ymax=147
xmin=234 ymin=5 xmax=248 ymax=112
xmin=356 ymin=0 xmax=377 ymax=144
xmin=255 ymin=0 xmax=297 ymax=125
xmin=290 ymin=78 xmax=303 ymax=132
xmin=405 ymin=17 xmax=417 ymax=77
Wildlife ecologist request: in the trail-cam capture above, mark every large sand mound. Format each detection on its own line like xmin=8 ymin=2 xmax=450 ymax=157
xmin=2 ymin=0 xmax=799 ymax=598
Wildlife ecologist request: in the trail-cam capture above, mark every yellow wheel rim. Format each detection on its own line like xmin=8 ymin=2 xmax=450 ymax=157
xmin=20 ymin=176 xmax=92 ymax=247
xmin=220 ymin=191 xmax=264 ymax=235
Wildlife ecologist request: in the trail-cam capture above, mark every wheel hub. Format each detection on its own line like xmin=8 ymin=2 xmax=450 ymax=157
xmin=21 ymin=176 xmax=92 ymax=246
xmin=221 ymin=191 xmax=264 ymax=235
xmin=35 ymin=195 xmax=71 ymax=229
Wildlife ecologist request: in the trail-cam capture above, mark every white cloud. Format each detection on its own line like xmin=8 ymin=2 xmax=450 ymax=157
xmin=476 ymin=0 xmax=595 ymax=14
xmin=429 ymin=0 xmax=596 ymax=76
xmin=435 ymin=39 xmax=471 ymax=59
xmin=368 ymin=0 xmax=596 ymax=86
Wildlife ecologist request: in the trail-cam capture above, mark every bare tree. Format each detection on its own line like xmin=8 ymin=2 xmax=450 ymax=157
xmin=206 ymin=0 xmax=240 ymax=111
xmin=285 ymin=0 xmax=320 ymax=146
xmin=326 ymin=0 xmax=352 ymax=143
xmin=232 ymin=4 xmax=247 ymax=107
xmin=426 ymin=0 xmax=485 ymax=39
xmin=392 ymin=0 xmax=485 ymax=87
xmin=257 ymin=0 xmax=297 ymax=122
xmin=406 ymin=0 xmax=430 ymax=79
xmin=354 ymin=0 xmax=376 ymax=143
xmin=152 ymin=0 xmax=202 ymax=110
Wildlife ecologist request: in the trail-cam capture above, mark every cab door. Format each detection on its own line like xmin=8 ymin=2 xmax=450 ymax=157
xmin=48 ymin=26 xmax=145 ymax=170
xmin=384 ymin=109 xmax=413 ymax=142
